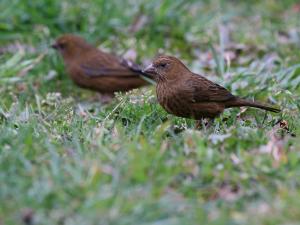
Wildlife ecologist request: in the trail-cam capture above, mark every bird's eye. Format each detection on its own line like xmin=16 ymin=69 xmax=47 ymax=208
xmin=159 ymin=63 xmax=167 ymax=68
xmin=58 ymin=43 xmax=66 ymax=49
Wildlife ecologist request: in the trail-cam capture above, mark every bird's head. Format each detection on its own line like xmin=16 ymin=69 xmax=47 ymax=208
xmin=51 ymin=34 xmax=93 ymax=60
xmin=143 ymin=55 xmax=189 ymax=82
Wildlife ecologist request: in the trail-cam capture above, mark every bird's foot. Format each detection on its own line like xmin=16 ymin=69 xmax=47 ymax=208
xmin=195 ymin=118 xmax=214 ymax=130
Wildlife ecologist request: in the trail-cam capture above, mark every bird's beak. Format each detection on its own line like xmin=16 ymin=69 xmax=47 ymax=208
xmin=51 ymin=43 xmax=59 ymax=50
xmin=142 ymin=64 xmax=157 ymax=76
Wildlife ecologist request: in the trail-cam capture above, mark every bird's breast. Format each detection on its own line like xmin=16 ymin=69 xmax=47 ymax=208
xmin=157 ymin=82 xmax=192 ymax=118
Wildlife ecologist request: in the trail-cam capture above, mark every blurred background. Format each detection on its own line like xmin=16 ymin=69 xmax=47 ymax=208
xmin=1 ymin=0 xmax=300 ymax=224
xmin=1 ymin=0 xmax=300 ymax=95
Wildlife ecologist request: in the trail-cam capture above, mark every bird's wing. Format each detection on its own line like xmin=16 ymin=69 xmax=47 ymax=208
xmin=185 ymin=74 xmax=235 ymax=103
xmin=80 ymin=51 xmax=142 ymax=78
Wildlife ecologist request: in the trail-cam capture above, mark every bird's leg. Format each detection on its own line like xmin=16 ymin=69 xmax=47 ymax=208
xmin=204 ymin=118 xmax=214 ymax=128
xmin=96 ymin=93 xmax=114 ymax=104
xmin=195 ymin=118 xmax=214 ymax=130
xmin=195 ymin=120 xmax=202 ymax=129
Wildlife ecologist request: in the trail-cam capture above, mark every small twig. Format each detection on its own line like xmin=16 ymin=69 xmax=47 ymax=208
xmin=261 ymin=110 xmax=268 ymax=127
xmin=102 ymin=99 xmax=127 ymax=125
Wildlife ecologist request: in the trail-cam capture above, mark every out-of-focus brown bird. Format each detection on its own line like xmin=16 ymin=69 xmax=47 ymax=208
xmin=52 ymin=34 xmax=151 ymax=99
xmin=143 ymin=55 xmax=280 ymax=122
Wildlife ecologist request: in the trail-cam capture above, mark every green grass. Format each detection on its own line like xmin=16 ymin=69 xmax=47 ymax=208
xmin=1 ymin=0 xmax=300 ymax=224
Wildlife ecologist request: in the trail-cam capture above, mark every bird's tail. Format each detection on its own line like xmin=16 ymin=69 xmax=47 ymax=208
xmin=225 ymin=98 xmax=281 ymax=113
xmin=120 ymin=58 xmax=155 ymax=84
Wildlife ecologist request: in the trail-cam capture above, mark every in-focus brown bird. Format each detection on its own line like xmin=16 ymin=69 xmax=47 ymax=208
xmin=52 ymin=34 xmax=151 ymax=100
xmin=143 ymin=55 xmax=280 ymax=123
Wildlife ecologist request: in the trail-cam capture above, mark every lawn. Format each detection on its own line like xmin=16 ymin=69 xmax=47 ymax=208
xmin=1 ymin=0 xmax=300 ymax=224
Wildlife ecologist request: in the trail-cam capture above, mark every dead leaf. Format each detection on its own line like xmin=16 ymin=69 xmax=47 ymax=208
xmin=129 ymin=14 xmax=148 ymax=33
xmin=208 ymin=133 xmax=231 ymax=145
xmin=21 ymin=208 xmax=34 ymax=225
xmin=0 ymin=42 xmax=36 ymax=54
xmin=236 ymin=107 xmax=248 ymax=118
xmin=259 ymin=121 xmax=289 ymax=164
xmin=277 ymin=29 xmax=300 ymax=45
xmin=76 ymin=104 xmax=88 ymax=118
xmin=279 ymin=120 xmax=289 ymax=130
xmin=219 ymin=24 xmax=232 ymax=47
xmin=183 ymin=159 xmax=199 ymax=177
xmin=224 ymin=50 xmax=235 ymax=67
xmin=218 ymin=183 xmax=240 ymax=201
xmin=292 ymin=2 xmax=300 ymax=12
xmin=123 ymin=49 xmax=137 ymax=62
xmin=210 ymin=183 xmax=241 ymax=201
xmin=230 ymin=153 xmax=241 ymax=165
xmin=16 ymin=83 xmax=27 ymax=92
xmin=160 ymin=140 xmax=170 ymax=155
xmin=18 ymin=53 xmax=46 ymax=77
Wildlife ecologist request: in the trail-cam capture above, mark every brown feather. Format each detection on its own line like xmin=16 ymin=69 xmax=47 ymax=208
xmin=52 ymin=34 xmax=151 ymax=94
xmin=144 ymin=55 xmax=281 ymax=120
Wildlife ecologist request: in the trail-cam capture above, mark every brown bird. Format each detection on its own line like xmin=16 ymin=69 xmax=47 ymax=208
xmin=52 ymin=34 xmax=151 ymax=101
xmin=143 ymin=55 xmax=280 ymax=123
